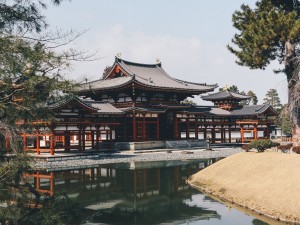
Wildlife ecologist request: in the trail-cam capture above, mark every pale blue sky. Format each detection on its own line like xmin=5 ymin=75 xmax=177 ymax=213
xmin=45 ymin=0 xmax=287 ymax=104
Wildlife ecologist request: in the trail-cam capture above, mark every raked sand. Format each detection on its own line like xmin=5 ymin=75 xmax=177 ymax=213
xmin=188 ymin=152 xmax=300 ymax=224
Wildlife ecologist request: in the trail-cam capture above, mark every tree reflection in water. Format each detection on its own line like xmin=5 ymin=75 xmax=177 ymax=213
xmin=0 ymin=158 xmax=272 ymax=225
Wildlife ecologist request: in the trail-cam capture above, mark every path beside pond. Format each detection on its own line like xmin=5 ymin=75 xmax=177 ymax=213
xmin=33 ymin=148 xmax=242 ymax=170
xmin=188 ymin=152 xmax=300 ymax=224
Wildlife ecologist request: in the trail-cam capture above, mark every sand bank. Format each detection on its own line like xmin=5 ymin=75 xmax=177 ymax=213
xmin=188 ymin=152 xmax=300 ymax=224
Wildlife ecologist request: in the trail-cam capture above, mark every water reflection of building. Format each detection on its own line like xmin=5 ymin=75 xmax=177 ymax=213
xmin=25 ymin=159 xmax=220 ymax=224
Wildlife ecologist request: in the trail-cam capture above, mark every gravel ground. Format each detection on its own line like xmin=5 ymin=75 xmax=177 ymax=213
xmin=33 ymin=148 xmax=243 ymax=170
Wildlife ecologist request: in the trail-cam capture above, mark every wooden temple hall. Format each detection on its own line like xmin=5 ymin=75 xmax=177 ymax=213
xmin=20 ymin=57 xmax=277 ymax=154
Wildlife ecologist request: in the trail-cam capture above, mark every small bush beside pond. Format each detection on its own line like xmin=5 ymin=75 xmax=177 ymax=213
xmin=249 ymin=139 xmax=279 ymax=152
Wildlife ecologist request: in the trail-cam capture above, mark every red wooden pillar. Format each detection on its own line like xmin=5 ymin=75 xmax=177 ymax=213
xmin=78 ymin=128 xmax=82 ymax=151
xmin=254 ymin=125 xmax=258 ymax=139
xmin=91 ymin=130 xmax=95 ymax=147
xmin=212 ymin=125 xmax=216 ymax=143
xmin=96 ymin=126 xmax=100 ymax=150
xmin=156 ymin=115 xmax=160 ymax=140
xmin=240 ymin=126 xmax=244 ymax=143
xmin=82 ymin=127 xmax=86 ymax=151
xmin=186 ymin=116 xmax=190 ymax=139
xmin=142 ymin=114 xmax=146 ymax=141
xmin=50 ymin=172 xmax=54 ymax=196
xmin=133 ymin=113 xmax=137 ymax=142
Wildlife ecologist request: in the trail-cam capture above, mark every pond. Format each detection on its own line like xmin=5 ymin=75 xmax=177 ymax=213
xmin=2 ymin=158 xmax=282 ymax=225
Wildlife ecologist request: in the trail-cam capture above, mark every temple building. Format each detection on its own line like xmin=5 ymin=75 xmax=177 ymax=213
xmin=19 ymin=57 xmax=277 ymax=155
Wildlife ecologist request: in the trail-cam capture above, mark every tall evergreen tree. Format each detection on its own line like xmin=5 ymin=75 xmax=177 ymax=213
xmin=247 ymin=90 xmax=258 ymax=105
xmin=228 ymin=0 xmax=300 ymax=143
xmin=0 ymin=1 xmax=93 ymax=223
xmin=263 ymin=89 xmax=282 ymax=110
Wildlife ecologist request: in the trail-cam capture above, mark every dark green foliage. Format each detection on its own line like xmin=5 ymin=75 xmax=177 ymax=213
xmin=0 ymin=0 xmax=64 ymax=32
xmin=0 ymin=1 xmax=90 ymax=224
xmin=228 ymin=0 xmax=300 ymax=80
xmin=249 ymin=139 xmax=279 ymax=152
xmin=229 ymin=0 xmax=300 ymax=141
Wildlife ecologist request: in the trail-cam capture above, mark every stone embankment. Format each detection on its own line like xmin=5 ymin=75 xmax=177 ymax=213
xmin=188 ymin=152 xmax=300 ymax=224
xmin=33 ymin=148 xmax=242 ymax=170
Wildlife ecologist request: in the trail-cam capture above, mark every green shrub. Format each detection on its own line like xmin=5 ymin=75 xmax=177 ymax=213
xmin=249 ymin=139 xmax=279 ymax=152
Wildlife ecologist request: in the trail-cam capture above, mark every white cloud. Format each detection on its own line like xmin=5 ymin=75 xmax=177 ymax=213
xmin=67 ymin=24 xmax=288 ymax=105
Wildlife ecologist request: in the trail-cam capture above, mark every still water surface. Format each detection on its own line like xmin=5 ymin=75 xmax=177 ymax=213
xmin=26 ymin=159 xmax=274 ymax=225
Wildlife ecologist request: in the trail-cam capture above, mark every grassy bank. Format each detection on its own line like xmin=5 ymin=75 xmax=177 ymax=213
xmin=188 ymin=152 xmax=300 ymax=224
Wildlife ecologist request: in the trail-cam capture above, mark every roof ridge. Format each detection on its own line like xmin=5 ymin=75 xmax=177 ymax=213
xmin=117 ymin=57 xmax=160 ymax=67
xmin=173 ymin=77 xmax=217 ymax=88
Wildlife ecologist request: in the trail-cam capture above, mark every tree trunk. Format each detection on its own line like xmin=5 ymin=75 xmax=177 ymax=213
xmin=285 ymin=41 xmax=300 ymax=144
xmin=288 ymin=85 xmax=300 ymax=144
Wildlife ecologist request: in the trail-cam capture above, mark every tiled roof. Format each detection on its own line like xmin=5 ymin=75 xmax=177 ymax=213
xmin=78 ymin=58 xmax=217 ymax=93
xmin=206 ymin=104 xmax=278 ymax=117
xmin=78 ymin=76 xmax=132 ymax=91
xmin=177 ymin=106 xmax=212 ymax=114
xmin=48 ymin=97 xmax=97 ymax=112
xmin=48 ymin=97 xmax=124 ymax=115
xmin=202 ymin=90 xmax=250 ymax=101
xmin=209 ymin=107 xmax=232 ymax=116
xmin=230 ymin=104 xmax=277 ymax=116
xmin=89 ymin=102 xmax=124 ymax=114
xmin=118 ymin=58 xmax=217 ymax=92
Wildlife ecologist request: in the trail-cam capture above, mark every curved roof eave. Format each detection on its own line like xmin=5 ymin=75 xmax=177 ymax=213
xmin=48 ymin=97 xmax=98 ymax=113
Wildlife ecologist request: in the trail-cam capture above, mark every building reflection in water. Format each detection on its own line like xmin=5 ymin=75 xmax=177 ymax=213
xmin=25 ymin=158 xmax=221 ymax=225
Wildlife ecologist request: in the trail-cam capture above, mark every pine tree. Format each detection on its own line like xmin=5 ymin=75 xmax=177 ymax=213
xmin=0 ymin=1 xmax=91 ymax=223
xmin=228 ymin=0 xmax=300 ymax=143
xmin=263 ymin=89 xmax=282 ymax=110
xmin=247 ymin=90 xmax=258 ymax=105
